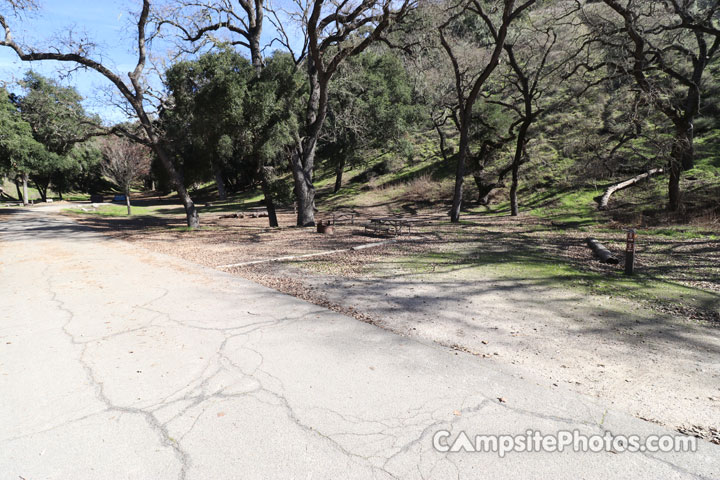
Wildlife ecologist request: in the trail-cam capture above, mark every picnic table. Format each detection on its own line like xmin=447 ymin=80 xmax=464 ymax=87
xmin=318 ymin=211 xmax=356 ymax=227
xmin=330 ymin=211 xmax=356 ymax=225
xmin=364 ymin=217 xmax=413 ymax=236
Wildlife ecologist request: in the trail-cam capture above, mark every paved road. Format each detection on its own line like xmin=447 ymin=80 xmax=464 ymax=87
xmin=1 ymin=210 xmax=718 ymax=480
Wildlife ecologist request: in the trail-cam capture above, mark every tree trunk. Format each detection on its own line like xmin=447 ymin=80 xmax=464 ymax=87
xmin=668 ymin=160 xmax=681 ymax=212
xmin=508 ymin=134 xmax=528 ymax=217
xmin=151 ymin=142 xmax=198 ymax=228
xmin=259 ymin=173 xmax=279 ymax=228
xmin=213 ymin=163 xmax=227 ymax=200
xmin=667 ymin=125 xmax=693 ymax=212
xmin=34 ymin=180 xmax=47 ymax=202
xmin=15 ymin=178 xmax=24 ymax=204
xmin=22 ymin=173 xmax=30 ymax=205
xmin=289 ymin=57 xmax=327 ymax=227
xmin=675 ymin=121 xmax=694 ymax=172
xmin=508 ymin=107 xmax=532 ymax=217
xmin=450 ymin=129 xmax=469 ymax=223
xmin=473 ymin=175 xmax=498 ymax=205
xmin=131 ymin=100 xmax=199 ymax=228
xmin=125 ymin=186 xmax=132 ymax=215
xmin=290 ymin=147 xmax=316 ymax=226
xmin=249 ymin=26 xmax=263 ymax=78
xmin=434 ymin=120 xmax=449 ymax=163
xmin=333 ymin=157 xmax=345 ymax=193
xmin=510 ymin=162 xmax=519 ymax=216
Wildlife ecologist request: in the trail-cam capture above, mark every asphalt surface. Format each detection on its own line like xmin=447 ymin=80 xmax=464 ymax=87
xmin=1 ymin=209 xmax=718 ymax=479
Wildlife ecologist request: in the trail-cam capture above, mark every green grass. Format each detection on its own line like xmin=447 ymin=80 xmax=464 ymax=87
xmin=64 ymin=196 xmax=271 ymax=218
xmin=399 ymin=247 xmax=719 ymax=318
xmin=64 ymin=204 xmax=159 ymax=217
xmin=63 ymin=193 xmax=91 ymax=201
xmin=467 ymin=187 xmax=605 ymax=227
xmin=2 ymin=179 xmax=97 ymax=203
xmin=593 ymin=226 xmax=720 ymax=240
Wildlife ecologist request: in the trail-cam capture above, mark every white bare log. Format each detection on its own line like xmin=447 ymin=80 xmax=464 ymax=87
xmin=595 ymin=168 xmax=664 ymax=210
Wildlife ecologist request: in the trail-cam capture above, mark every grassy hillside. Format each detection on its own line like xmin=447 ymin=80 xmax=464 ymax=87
xmin=1 ymin=178 xmax=93 ymax=203
xmin=306 ymin=127 xmax=720 ymax=233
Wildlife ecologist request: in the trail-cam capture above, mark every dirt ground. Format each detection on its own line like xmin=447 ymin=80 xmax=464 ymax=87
xmin=59 ymin=203 xmax=720 ymax=444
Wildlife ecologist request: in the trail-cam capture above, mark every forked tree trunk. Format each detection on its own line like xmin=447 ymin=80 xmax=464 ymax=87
xmin=0 ymin=3 xmax=201 ymax=227
xmin=35 ymin=181 xmax=47 ymax=202
xmin=441 ymin=2 xmax=519 ymax=224
xmin=290 ymin=63 xmax=323 ymax=227
xmin=474 ymin=176 xmax=499 ymax=205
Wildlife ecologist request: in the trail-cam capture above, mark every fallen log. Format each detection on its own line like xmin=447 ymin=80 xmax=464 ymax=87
xmin=595 ymin=168 xmax=664 ymax=210
xmin=586 ymin=238 xmax=620 ymax=265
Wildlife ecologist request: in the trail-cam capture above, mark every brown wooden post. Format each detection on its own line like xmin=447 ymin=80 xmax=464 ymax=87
xmin=625 ymin=229 xmax=636 ymax=275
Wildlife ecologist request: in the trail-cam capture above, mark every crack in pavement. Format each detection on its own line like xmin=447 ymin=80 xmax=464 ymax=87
xmin=43 ymin=268 xmax=192 ymax=480
xmin=41 ymin=265 xmax=716 ymax=479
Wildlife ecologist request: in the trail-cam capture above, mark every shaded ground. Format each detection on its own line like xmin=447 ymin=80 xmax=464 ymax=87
xmin=60 ymin=201 xmax=720 ymax=320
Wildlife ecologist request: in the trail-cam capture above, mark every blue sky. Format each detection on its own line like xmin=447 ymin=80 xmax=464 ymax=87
xmin=0 ymin=1 xmax=147 ymax=123
xmin=0 ymin=0 xmax=297 ymax=124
